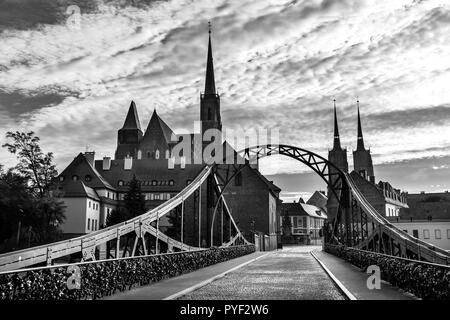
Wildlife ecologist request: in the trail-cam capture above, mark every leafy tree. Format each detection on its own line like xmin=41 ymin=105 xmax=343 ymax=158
xmin=1 ymin=132 xmax=65 ymax=251
xmin=2 ymin=131 xmax=57 ymax=198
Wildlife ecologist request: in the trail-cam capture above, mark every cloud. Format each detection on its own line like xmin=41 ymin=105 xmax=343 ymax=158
xmin=0 ymin=0 xmax=450 ymax=196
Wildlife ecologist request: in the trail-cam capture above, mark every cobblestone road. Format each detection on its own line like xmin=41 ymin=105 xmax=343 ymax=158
xmin=179 ymin=246 xmax=345 ymax=300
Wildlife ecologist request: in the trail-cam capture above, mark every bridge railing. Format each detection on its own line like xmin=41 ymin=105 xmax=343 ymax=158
xmin=345 ymin=173 xmax=450 ymax=263
xmin=0 ymin=166 xmax=213 ymax=272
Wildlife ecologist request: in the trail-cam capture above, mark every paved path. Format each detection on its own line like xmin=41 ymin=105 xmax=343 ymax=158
xmin=104 ymin=251 xmax=267 ymax=300
xmin=105 ymin=245 xmax=418 ymax=300
xmin=312 ymin=249 xmax=417 ymax=300
xmin=179 ymin=245 xmax=345 ymax=300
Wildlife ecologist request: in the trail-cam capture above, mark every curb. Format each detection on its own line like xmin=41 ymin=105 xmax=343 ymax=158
xmin=163 ymin=252 xmax=271 ymax=300
xmin=310 ymin=250 xmax=357 ymax=300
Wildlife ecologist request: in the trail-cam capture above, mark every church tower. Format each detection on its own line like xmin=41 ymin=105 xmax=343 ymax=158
xmin=352 ymin=100 xmax=375 ymax=183
xmin=200 ymin=22 xmax=222 ymax=140
xmin=115 ymin=101 xmax=143 ymax=159
xmin=327 ymin=100 xmax=348 ymax=221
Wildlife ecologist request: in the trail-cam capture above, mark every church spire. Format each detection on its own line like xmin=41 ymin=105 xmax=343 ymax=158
xmin=356 ymin=100 xmax=365 ymax=150
xmin=122 ymin=100 xmax=142 ymax=131
xmin=204 ymin=21 xmax=216 ymax=95
xmin=333 ymin=99 xmax=341 ymax=151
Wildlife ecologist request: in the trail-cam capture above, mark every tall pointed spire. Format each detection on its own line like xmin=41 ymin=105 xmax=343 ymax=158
xmin=204 ymin=21 xmax=216 ymax=95
xmin=122 ymin=100 xmax=142 ymax=131
xmin=356 ymin=100 xmax=365 ymax=150
xmin=333 ymin=99 xmax=341 ymax=150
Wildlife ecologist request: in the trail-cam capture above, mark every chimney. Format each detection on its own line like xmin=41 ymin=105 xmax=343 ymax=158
xmin=103 ymin=157 xmax=111 ymax=170
xmin=84 ymin=151 xmax=95 ymax=166
xmin=124 ymin=156 xmax=133 ymax=170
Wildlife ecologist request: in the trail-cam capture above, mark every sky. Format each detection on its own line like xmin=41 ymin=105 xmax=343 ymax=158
xmin=1 ymin=0 xmax=450 ymax=202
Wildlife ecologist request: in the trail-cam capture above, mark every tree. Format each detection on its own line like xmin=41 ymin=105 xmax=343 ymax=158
xmin=105 ymin=207 xmax=130 ymax=227
xmin=1 ymin=131 xmax=65 ymax=251
xmin=2 ymin=131 xmax=57 ymax=198
xmin=124 ymin=174 xmax=146 ymax=218
xmin=105 ymin=175 xmax=146 ymax=227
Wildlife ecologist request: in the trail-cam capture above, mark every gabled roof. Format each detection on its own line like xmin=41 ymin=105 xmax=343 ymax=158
xmin=58 ymin=153 xmax=115 ymax=191
xmin=59 ymin=180 xmax=100 ymax=201
xmin=281 ymin=202 xmax=327 ymax=219
xmin=121 ymin=101 xmax=142 ymax=131
xmin=143 ymin=109 xmax=175 ymax=144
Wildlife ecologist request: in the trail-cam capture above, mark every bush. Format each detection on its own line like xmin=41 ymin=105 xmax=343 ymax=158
xmin=0 ymin=245 xmax=255 ymax=300
xmin=324 ymin=244 xmax=450 ymax=300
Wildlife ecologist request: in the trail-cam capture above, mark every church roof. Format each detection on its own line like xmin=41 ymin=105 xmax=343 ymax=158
xmin=143 ymin=109 xmax=175 ymax=145
xmin=121 ymin=101 xmax=142 ymax=131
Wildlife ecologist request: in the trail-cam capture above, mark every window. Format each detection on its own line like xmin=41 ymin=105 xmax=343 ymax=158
xmin=85 ymin=174 xmax=92 ymax=182
xmin=169 ymin=180 xmax=174 ymax=186
xmin=152 ymin=180 xmax=157 ymax=186
xmin=435 ymin=229 xmax=441 ymax=239
xmin=155 ymin=149 xmax=160 ymax=159
xmin=87 ymin=218 xmax=91 ymax=231
xmin=137 ymin=150 xmax=142 ymax=160
xmin=423 ymin=229 xmax=430 ymax=239
xmin=413 ymin=229 xmax=419 ymax=238
xmin=94 ymin=220 xmax=97 ymax=231
xmin=107 ymin=192 xmax=110 ymax=199
xmin=234 ymin=172 xmax=242 ymax=186
xmin=59 ymin=175 xmax=65 ymax=182
xmin=447 ymin=229 xmax=450 ymax=239
xmin=154 ymin=194 xmax=160 ymax=200
xmin=72 ymin=175 xmax=79 ymax=181
xmin=88 ymin=201 xmax=91 ymax=208
xmin=118 ymin=180 xmax=124 ymax=186
xmin=165 ymin=150 xmax=170 ymax=159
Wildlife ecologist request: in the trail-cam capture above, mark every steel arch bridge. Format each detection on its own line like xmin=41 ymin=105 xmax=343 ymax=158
xmin=1 ymin=144 xmax=449 ymax=273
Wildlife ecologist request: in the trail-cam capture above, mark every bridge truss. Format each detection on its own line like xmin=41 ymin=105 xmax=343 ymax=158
xmin=1 ymin=144 xmax=449 ymax=273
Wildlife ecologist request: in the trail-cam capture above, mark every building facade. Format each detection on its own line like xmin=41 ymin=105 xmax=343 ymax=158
xmin=280 ymin=200 xmax=327 ymax=244
xmin=393 ymin=192 xmax=450 ymax=251
xmin=54 ymin=28 xmax=281 ymax=248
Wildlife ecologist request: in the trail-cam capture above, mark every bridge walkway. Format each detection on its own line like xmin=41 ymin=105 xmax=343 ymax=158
xmin=105 ymin=246 xmax=417 ymax=300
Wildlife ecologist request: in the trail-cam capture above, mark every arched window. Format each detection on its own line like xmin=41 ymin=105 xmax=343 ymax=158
xmin=59 ymin=175 xmax=65 ymax=182
xmin=72 ymin=175 xmax=79 ymax=181
xmin=152 ymin=180 xmax=157 ymax=186
xmin=118 ymin=180 xmax=124 ymax=186
xmin=147 ymin=151 xmax=151 ymax=158
xmin=169 ymin=180 xmax=174 ymax=186
xmin=165 ymin=150 xmax=170 ymax=159
xmin=155 ymin=149 xmax=160 ymax=159
xmin=137 ymin=150 xmax=142 ymax=160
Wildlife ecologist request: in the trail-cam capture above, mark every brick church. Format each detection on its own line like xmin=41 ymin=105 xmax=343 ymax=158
xmin=54 ymin=27 xmax=282 ymax=247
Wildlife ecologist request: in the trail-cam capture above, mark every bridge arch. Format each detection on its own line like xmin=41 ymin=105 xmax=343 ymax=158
xmin=210 ymin=144 xmax=348 ymax=246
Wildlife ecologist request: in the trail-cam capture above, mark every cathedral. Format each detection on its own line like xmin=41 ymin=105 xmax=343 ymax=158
xmin=327 ymin=100 xmax=408 ymax=220
xmin=54 ymin=27 xmax=282 ymax=248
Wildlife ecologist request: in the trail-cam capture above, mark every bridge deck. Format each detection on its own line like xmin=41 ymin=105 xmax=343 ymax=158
xmin=104 ymin=246 xmax=417 ymax=300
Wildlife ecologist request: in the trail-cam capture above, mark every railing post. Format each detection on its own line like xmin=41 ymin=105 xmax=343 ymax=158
xmin=46 ymin=247 xmax=52 ymax=266
xmin=198 ymin=186 xmax=202 ymax=248
xmin=181 ymin=199 xmax=184 ymax=245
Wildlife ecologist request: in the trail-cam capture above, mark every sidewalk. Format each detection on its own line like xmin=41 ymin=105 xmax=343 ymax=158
xmin=104 ymin=251 xmax=268 ymax=300
xmin=312 ymin=249 xmax=418 ymax=300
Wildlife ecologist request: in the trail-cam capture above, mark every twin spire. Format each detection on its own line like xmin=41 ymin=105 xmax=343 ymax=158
xmin=332 ymin=99 xmax=366 ymax=151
